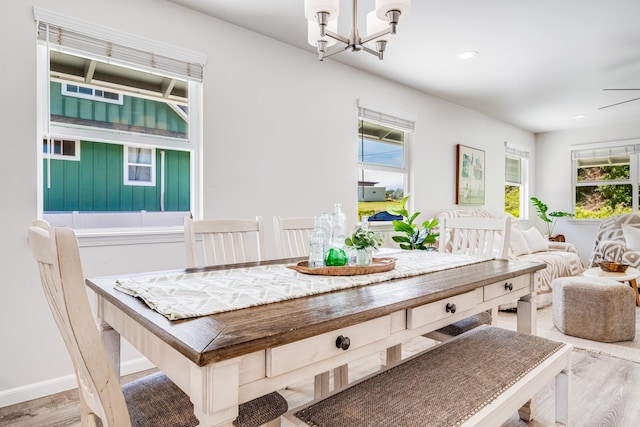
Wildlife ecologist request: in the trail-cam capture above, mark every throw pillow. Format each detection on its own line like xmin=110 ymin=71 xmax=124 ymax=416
xmin=522 ymin=227 xmax=548 ymax=253
xmin=622 ymin=224 xmax=640 ymax=251
xmin=510 ymin=228 xmax=530 ymax=257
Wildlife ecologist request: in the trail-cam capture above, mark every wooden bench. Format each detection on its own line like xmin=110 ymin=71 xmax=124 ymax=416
xmin=283 ymin=325 xmax=572 ymax=427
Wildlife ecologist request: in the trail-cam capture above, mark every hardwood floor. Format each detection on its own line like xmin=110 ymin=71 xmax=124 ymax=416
xmin=3 ymin=333 xmax=640 ymax=426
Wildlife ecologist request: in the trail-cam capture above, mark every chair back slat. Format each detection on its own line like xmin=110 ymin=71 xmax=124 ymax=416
xmin=273 ymin=216 xmax=315 ymax=258
xmin=184 ymin=217 xmax=264 ymax=268
xmin=439 ymin=216 xmax=511 ymax=259
xmin=27 ymin=222 xmax=131 ymax=427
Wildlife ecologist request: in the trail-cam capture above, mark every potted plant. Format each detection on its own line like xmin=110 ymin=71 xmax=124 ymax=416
xmin=530 ymin=197 xmax=574 ymax=237
xmin=345 ymin=227 xmax=383 ymax=266
xmin=390 ymin=196 xmax=439 ymax=250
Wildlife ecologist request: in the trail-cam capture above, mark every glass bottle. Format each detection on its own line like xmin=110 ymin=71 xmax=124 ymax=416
xmin=308 ymin=216 xmax=327 ymax=268
xmin=317 ymin=213 xmax=332 ymax=251
xmin=331 ymin=203 xmax=347 ymax=248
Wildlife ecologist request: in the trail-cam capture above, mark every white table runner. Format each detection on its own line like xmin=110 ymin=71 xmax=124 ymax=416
xmin=115 ymin=251 xmax=491 ymax=320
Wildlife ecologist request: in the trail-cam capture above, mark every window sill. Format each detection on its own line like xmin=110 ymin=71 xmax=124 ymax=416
xmin=75 ymin=226 xmax=184 ymax=247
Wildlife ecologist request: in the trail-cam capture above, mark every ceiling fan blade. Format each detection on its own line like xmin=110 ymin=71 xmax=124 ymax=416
xmin=603 ymin=88 xmax=640 ymax=91
xmin=599 ymin=96 xmax=640 ymax=109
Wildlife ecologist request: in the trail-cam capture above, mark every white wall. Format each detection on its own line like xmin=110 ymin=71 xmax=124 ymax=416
xmin=535 ymin=121 xmax=640 ymax=263
xmin=0 ymin=0 xmax=535 ymax=406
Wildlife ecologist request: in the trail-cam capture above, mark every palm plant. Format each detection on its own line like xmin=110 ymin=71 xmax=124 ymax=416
xmin=530 ymin=197 xmax=573 ymax=236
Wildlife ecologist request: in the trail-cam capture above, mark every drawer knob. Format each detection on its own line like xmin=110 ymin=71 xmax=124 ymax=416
xmin=505 ymin=282 xmax=513 ymax=291
xmin=336 ymin=335 xmax=351 ymax=351
xmin=446 ymin=303 xmax=456 ymax=314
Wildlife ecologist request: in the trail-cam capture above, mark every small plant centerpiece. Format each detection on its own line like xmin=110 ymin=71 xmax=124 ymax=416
xmin=530 ymin=197 xmax=574 ymax=237
xmin=390 ymin=196 xmax=439 ymax=250
xmin=345 ymin=226 xmax=383 ymax=266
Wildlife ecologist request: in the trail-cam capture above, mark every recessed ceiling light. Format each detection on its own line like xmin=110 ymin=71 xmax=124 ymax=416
xmin=458 ymin=50 xmax=479 ymax=60
xmin=573 ymin=114 xmax=586 ymax=119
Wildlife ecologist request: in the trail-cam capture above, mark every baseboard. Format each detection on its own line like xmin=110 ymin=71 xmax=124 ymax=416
xmin=0 ymin=357 xmax=154 ymax=408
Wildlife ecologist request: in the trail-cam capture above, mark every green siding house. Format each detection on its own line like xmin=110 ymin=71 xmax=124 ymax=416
xmin=44 ymin=81 xmax=191 ymax=222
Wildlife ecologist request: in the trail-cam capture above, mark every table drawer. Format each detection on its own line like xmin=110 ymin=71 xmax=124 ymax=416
xmin=407 ymin=289 xmax=480 ymax=329
xmin=266 ymin=315 xmax=391 ymax=377
xmin=484 ymin=274 xmax=529 ymax=301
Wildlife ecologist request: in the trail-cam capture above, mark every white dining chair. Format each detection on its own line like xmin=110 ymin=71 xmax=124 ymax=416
xmin=27 ymin=221 xmax=287 ymax=427
xmin=438 ymin=216 xmax=512 ymax=259
xmin=273 ymin=216 xmax=315 ymax=258
xmin=426 ymin=216 xmax=512 ymax=342
xmin=184 ymin=216 xmax=265 ymax=268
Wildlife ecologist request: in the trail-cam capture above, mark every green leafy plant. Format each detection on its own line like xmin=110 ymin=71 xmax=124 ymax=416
xmin=530 ymin=197 xmax=574 ymax=236
xmin=389 ymin=196 xmax=439 ymax=250
xmin=345 ymin=227 xmax=383 ymax=251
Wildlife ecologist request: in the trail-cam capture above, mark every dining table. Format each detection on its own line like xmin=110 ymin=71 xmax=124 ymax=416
xmin=86 ymin=251 xmax=545 ymax=427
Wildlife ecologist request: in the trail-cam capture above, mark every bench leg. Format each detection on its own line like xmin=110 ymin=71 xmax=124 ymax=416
xmin=517 ymin=400 xmax=535 ymax=421
xmin=555 ymin=367 xmax=571 ymax=425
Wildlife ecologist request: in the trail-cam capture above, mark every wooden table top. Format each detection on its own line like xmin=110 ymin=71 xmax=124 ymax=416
xmin=86 ymin=257 xmax=545 ymax=366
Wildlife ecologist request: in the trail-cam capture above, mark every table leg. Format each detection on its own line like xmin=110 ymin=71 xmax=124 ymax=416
xmin=96 ymin=296 xmax=121 ymax=380
xmin=190 ymin=359 xmax=241 ymax=427
xmin=516 ymin=279 xmax=538 ymax=421
xmin=314 ymin=372 xmax=330 ymax=398
xmin=516 ymin=294 xmax=537 ymax=335
xmin=333 ymin=365 xmax=349 ymax=390
xmin=629 ymin=279 xmax=640 ymax=307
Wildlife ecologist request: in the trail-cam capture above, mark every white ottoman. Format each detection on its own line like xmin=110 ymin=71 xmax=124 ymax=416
xmin=552 ymin=276 xmax=636 ymax=342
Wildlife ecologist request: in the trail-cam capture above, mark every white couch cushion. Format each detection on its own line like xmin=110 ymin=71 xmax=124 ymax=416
xmin=522 ymin=227 xmax=548 ymax=253
xmin=510 ymin=228 xmax=530 ymax=257
xmin=622 ymin=224 xmax=640 ymax=251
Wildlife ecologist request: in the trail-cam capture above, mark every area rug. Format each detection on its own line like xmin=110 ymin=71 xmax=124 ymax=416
xmin=497 ymin=305 xmax=640 ymax=363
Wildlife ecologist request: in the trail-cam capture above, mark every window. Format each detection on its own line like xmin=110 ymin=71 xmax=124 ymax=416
xmin=36 ymin=8 xmax=205 ymax=230
xmin=62 ymin=83 xmax=123 ymax=105
xmin=504 ymin=145 xmax=529 ymax=218
xmin=572 ymin=143 xmax=638 ymax=218
xmin=357 ymin=103 xmax=414 ymax=221
xmin=43 ymin=137 xmax=80 ymax=160
xmin=125 ymin=146 xmax=155 ymax=186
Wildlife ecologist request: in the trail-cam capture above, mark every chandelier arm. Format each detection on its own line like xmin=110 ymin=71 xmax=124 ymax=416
xmin=322 ymin=44 xmax=351 ymax=59
xmin=361 ymin=27 xmax=392 ymax=44
xmin=361 ymin=45 xmax=382 ymax=59
xmin=323 ymin=29 xmax=350 ymax=45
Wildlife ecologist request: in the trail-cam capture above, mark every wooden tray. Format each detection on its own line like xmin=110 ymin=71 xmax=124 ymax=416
xmin=288 ymin=257 xmax=396 ymax=276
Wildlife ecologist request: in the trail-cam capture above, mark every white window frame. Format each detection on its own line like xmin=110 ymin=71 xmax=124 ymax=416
xmin=505 ymin=144 xmax=530 ymax=219
xmin=124 ymin=145 xmax=156 ymax=186
xmin=35 ymin=7 xmax=205 ymax=242
xmin=43 ymin=137 xmax=80 ymax=161
xmin=62 ymin=83 xmax=123 ymax=105
xmin=572 ymin=140 xmax=640 ymax=216
xmin=357 ymin=100 xmax=414 ymax=219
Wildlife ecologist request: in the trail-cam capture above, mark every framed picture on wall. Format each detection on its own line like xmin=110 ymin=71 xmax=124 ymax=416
xmin=456 ymin=144 xmax=485 ymax=205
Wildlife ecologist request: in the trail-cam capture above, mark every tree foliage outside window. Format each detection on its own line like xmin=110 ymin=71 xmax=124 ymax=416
xmin=505 ymin=185 xmax=520 ymax=218
xmin=575 ymin=159 xmax=633 ymax=219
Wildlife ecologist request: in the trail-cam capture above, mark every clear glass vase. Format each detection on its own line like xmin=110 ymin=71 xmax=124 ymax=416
xmin=349 ymin=248 xmax=373 ymax=266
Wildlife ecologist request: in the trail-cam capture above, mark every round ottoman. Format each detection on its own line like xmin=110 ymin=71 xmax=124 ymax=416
xmin=552 ymin=276 xmax=636 ymax=342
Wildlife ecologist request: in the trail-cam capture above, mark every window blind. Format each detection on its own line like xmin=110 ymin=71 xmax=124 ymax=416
xmin=505 ymin=145 xmax=529 ymax=159
xmin=571 ymin=145 xmax=640 ymax=160
xmin=358 ymin=107 xmax=415 ymax=132
xmin=35 ymin=8 xmax=205 ymax=82
xmin=505 ymin=156 xmax=522 ymax=184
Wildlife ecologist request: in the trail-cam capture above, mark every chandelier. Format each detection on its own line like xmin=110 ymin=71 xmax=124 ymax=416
xmin=305 ymin=0 xmax=411 ymax=61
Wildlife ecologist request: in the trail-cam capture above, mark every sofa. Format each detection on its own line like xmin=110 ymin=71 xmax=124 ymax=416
xmin=589 ymin=213 xmax=640 ymax=268
xmin=438 ymin=209 xmax=585 ymax=308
